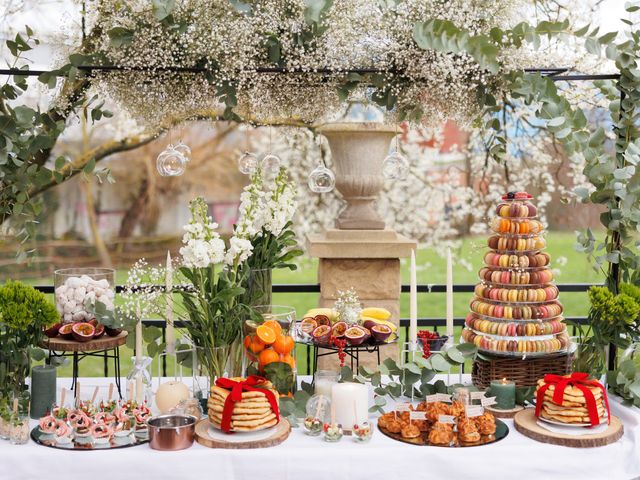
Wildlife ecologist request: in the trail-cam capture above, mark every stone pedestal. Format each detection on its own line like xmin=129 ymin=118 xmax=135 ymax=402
xmin=307 ymin=229 xmax=416 ymax=370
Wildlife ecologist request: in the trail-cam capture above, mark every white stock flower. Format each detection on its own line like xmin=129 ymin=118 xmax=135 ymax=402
xmin=225 ymin=236 xmax=254 ymax=265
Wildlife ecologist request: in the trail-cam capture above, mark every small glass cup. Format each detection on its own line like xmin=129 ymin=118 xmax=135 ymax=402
xmin=9 ymin=414 xmax=30 ymax=445
xmin=352 ymin=421 xmax=373 ymax=443
xmin=323 ymin=422 xmax=343 ymax=442
xmin=302 ymin=416 xmax=323 ymax=436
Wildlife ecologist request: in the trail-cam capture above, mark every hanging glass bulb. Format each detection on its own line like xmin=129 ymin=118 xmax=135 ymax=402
xmin=156 ymin=147 xmax=187 ymax=177
xmin=260 ymin=153 xmax=281 ymax=174
xmin=382 ymin=151 xmax=409 ymax=180
xmin=238 ymin=151 xmax=258 ymax=175
xmin=173 ymin=141 xmax=192 ymax=162
xmin=308 ymin=165 xmax=335 ymax=193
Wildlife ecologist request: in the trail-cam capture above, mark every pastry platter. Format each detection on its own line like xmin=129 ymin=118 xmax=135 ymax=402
xmin=376 ymin=396 xmax=509 ymax=448
xmin=378 ymin=419 xmax=508 ymax=447
xmin=31 ymin=427 xmax=148 ymax=450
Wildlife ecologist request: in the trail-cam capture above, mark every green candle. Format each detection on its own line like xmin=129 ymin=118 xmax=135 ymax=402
xmin=30 ymin=365 xmax=56 ymax=419
xmin=490 ymin=378 xmax=516 ymax=410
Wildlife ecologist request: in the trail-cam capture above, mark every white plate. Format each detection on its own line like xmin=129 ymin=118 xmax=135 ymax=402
xmin=538 ymin=412 xmax=608 ymax=428
xmin=207 ymin=424 xmax=277 ymax=443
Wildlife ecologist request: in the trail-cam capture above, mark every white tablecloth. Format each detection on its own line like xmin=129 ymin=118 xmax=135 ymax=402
xmin=2 ymin=376 xmax=640 ymax=480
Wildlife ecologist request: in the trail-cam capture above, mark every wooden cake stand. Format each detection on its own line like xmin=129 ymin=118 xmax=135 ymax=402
xmin=195 ymin=418 xmax=291 ymax=449
xmin=42 ymin=332 xmax=128 ymax=398
xmin=514 ymin=408 xmax=623 ymax=448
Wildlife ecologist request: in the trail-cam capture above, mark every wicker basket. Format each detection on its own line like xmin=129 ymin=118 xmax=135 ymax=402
xmin=471 ymin=352 xmax=574 ymax=388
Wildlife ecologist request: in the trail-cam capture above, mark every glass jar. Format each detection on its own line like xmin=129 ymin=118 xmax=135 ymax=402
xmin=0 ymin=396 xmax=11 ymax=440
xmin=242 ymin=305 xmax=297 ymax=396
xmin=9 ymin=414 xmax=29 ymax=445
xmin=54 ymin=268 xmax=115 ymax=324
xmin=313 ymin=370 xmax=339 ymax=398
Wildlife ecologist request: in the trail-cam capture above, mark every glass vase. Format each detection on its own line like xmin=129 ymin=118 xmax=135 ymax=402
xmin=126 ymin=356 xmax=153 ymax=404
xmin=0 ymin=396 xmax=10 ymax=440
xmin=246 ymin=268 xmax=273 ymax=307
xmin=242 ymin=305 xmax=297 ymax=396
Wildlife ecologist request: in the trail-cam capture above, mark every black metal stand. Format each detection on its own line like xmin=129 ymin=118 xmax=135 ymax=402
xmin=311 ymin=344 xmax=382 ymax=377
xmin=46 ymin=346 xmax=123 ymax=399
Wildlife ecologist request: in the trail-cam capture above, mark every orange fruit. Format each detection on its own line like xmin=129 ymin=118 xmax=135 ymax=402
xmin=256 ymin=324 xmax=277 ymax=345
xmin=273 ymin=335 xmax=295 ymax=355
xmin=280 ymin=353 xmax=295 ymax=370
xmin=258 ymin=349 xmax=280 ymax=367
xmin=249 ymin=338 xmax=265 ymax=354
xmin=243 ymin=335 xmax=251 ymax=350
xmin=262 ymin=319 xmax=282 ymax=335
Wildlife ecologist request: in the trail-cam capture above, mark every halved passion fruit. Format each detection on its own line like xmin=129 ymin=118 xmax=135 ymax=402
xmin=371 ymin=324 xmax=392 ymax=342
xmin=44 ymin=323 xmax=61 ymax=338
xmin=93 ymin=324 xmax=105 ymax=339
xmin=312 ymin=324 xmax=332 ymax=345
xmin=314 ymin=315 xmax=331 ymax=327
xmin=58 ymin=323 xmax=75 ymax=340
xmin=300 ymin=317 xmax=318 ymax=335
xmin=345 ymin=326 xmax=366 ymax=346
xmin=72 ymin=322 xmax=95 ymax=342
xmin=331 ymin=321 xmax=348 ymax=338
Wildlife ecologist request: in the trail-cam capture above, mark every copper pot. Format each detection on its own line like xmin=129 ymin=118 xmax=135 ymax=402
xmin=147 ymin=414 xmax=197 ymax=451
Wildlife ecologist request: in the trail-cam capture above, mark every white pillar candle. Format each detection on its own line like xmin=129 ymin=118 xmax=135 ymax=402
xmin=331 ymin=383 xmax=368 ymax=430
xmin=409 ymin=249 xmax=418 ymax=347
xmin=165 ymin=251 xmax=175 ymax=354
xmin=446 ymin=247 xmax=454 ymax=338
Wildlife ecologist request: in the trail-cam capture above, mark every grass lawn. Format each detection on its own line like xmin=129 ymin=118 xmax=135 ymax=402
xmin=27 ymin=230 xmax=604 ymax=378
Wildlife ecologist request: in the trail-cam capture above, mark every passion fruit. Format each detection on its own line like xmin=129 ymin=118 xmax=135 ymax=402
xmin=44 ymin=323 xmax=61 ymax=338
xmin=300 ymin=317 xmax=318 ymax=335
xmin=312 ymin=324 xmax=332 ymax=345
xmin=93 ymin=323 xmax=105 ymax=339
xmin=105 ymin=326 xmax=123 ymax=337
xmin=331 ymin=321 xmax=348 ymax=338
xmin=314 ymin=315 xmax=331 ymax=327
xmin=371 ymin=324 xmax=392 ymax=342
xmin=58 ymin=323 xmax=75 ymax=340
xmin=345 ymin=326 xmax=366 ymax=346
xmin=72 ymin=322 xmax=95 ymax=342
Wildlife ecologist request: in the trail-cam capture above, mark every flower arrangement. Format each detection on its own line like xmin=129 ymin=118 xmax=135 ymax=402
xmin=174 ymin=196 xmax=256 ymax=381
xmin=235 ymin=166 xmax=302 ymax=305
xmin=573 ymin=284 xmax=640 ymax=377
xmin=0 ymin=281 xmax=58 ymax=398
xmin=335 ymin=288 xmax=362 ymax=325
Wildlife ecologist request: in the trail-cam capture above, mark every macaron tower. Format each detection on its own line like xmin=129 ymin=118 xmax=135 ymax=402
xmin=461 ymin=192 xmax=570 ymax=356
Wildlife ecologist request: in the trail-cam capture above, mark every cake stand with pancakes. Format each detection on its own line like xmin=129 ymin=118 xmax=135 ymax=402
xmin=514 ymin=373 xmax=624 ymax=448
xmin=195 ymin=376 xmax=291 ymax=449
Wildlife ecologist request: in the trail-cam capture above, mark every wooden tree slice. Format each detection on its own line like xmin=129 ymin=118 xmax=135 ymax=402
xmin=42 ymin=331 xmax=128 ymax=352
xmin=514 ymin=408 xmax=623 ymax=448
xmin=195 ymin=418 xmax=290 ymax=449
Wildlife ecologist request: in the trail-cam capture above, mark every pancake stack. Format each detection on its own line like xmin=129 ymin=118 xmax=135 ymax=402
xmin=208 ymin=378 xmax=280 ymax=432
xmin=536 ymin=378 xmax=606 ymax=424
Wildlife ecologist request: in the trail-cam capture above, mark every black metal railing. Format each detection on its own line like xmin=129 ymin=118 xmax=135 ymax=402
xmin=36 ymin=283 xmax=594 ymax=376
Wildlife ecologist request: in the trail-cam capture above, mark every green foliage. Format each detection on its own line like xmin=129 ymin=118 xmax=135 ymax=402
xmin=608 ymin=356 xmax=640 ymax=407
xmin=0 ymin=280 xmax=58 ymax=332
xmin=0 ymin=280 xmax=58 ymax=398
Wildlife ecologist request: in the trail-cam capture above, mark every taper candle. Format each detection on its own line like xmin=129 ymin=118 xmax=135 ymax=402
xmin=446 ymin=247 xmax=454 ymax=338
xmin=165 ymin=251 xmax=175 ymax=354
xmin=409 ymin=249 xmax=418 ymax=347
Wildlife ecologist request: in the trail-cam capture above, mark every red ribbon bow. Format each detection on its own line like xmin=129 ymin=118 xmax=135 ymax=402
xmin=535 ymin=372 xmax=610 ymax=427
xmin=215 ymin=375 xmax=280 ymax=433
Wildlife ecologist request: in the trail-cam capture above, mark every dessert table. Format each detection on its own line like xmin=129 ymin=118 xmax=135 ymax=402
xmin=3 ymin=375 xmax=640 ymax=480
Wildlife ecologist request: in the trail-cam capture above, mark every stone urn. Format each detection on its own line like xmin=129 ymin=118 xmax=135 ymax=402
xmin=317 ymin=122 xmax=396 ymax=230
